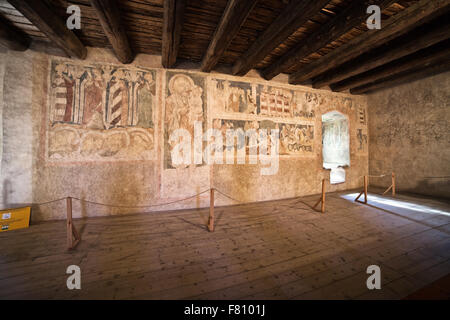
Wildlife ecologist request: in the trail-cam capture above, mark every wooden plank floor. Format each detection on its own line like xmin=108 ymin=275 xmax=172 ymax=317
xmin=0 ymin=190 xmax=449 ymax=299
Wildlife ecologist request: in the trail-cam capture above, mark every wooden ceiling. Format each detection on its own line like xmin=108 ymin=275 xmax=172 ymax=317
xmin=0 ymin=0 xmax=449 ymax=94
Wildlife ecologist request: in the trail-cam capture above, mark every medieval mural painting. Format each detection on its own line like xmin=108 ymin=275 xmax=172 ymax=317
xmin=210 ymin=78 xmax=320 ymax=121
xmin=358 ymin=104 xmax=367 ymax=125
xmin=211 ymin=119 xmax=314 ymax=157
xmin=48 ymin=60 xmax=157 ymax=161
xmin=209 ymin=77 xmax=317 ymax=157
xmin=356 ymin=128 xmax=369 ymax=154
xmin=164 ymin=72 xmax=206 ymax=169
xmin=354 ymin=102 xmax=368 ymax=155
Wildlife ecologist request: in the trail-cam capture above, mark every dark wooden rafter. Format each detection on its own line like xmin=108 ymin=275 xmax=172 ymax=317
xmin=313 ymin=18 xmax=450 ymax=88
xmin=89 ymin=0 xmax=133 ymax=64
xmin=162 ymin=0 xmax=186 ymax=68
xmin=289 ymin=0 xmax=450 ymax=85
xmin=331 ymin=40 xmax=450 ymax=92
xmin=261 ymin=0 xmax=397 ymax=80
xmin=0 ymin=14 xmax=30 ymax=51
xmin=350 ymin=58 xmax=450 ymax=94
xmin=232 ymin=0 xmax=331 ymax=76
xmin=201 ymin=0 xmax=259 ymax=72
xmin=7 ymin=0 xmax=86 ymax=59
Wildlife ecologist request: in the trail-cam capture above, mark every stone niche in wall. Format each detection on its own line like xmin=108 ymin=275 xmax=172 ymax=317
xmin=46 ymin=60 xmax=159 ymax=161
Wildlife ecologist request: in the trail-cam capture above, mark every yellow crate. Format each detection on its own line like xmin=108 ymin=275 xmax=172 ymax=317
xmin=0 ymin=207 xmax=31 ymax=232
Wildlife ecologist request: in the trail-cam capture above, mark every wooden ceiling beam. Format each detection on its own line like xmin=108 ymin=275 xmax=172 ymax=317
xmin=7 ymin=0 xmax=86 ymax=59
xmin=0 ymin=14 xmax=30 ymax=51
xmin=261 ymin=0 xmax=397 ymax=80
xmin=313 ymin=19 xmax=450 ymax=88
xmin=350 ymin=58 xmax=450 ymax=94
xmin=201 ymin=0 xmax=258 ymax=72
xmin=289 ymin=0 xmax=450 ymax=85
xmin=331 ymin=41 xmax=450 ymax=92
xmin=89 ymin=0 xmax=133 ymax=64
xmin=162 ymin=0 xmax=186 ymax=68
xmin=231 ymin=0 xmax=331 ymax=76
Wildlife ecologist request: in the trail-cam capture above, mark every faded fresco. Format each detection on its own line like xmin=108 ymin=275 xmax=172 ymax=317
xmin=47 ymin=61 xmax=157 ymax=161
xmin=355 ymin=103 xmax=368 ymax=154
xmin=210 ymin=78 xmax=321 ymax=121
xmin=209 ymin=76 xmax=317 ymax=158
xmin=356 ymin=128 xmax=368 ymax=154
xmin=212 ymin=119 xmax=314 ymax=156
xmin=357 ymin=104 xmax=367 ymax=125
xmin=164 ymin=72 xmax=206 ymax=169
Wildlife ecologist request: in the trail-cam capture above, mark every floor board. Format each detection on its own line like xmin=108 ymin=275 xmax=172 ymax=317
xmin=0 ymin=190 xmax=449 ymax=299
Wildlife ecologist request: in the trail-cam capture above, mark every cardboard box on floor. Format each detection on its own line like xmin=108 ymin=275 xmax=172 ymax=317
xmin=0 ymin=207 xmax=31 ymax=232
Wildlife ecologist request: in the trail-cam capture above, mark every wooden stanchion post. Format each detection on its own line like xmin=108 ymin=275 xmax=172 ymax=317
xmin=392 ymin=172 xmax=396 ymax=196
xmin=321 ymin=179 xmax=326 ymax=213
xmin=208 ymin=188 xmax=215 ymax=232
xmin=355 ymin=175 xmax=368 ymax=203
xmin=313 ymin=179 xmax=326 ymax=213
xmin=66 ymin=197 xmax=73 ymax=249
xmin=364 ymin=175 xmax=368 ymax=204
xmin=66 ymin=196 xmax=81 ymax=250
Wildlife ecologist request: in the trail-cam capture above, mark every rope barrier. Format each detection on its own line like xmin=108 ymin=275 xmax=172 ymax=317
xmin=32 ymin=173 xmax=448 ymax=210
xmin=31 ymin=171 xmax=399 ymax=210
xmin=355 ymin=173 xmax=389 ymax=179
xmin=28 ymin=171 xmax=412 ymax=250
xmin=214 ymin=188 xmax=246 ymax=204
xmin=367 ymin=174 xmax=388 ymax=178
xmin=34 ymin=190 xmax=211 ymax=209
xmin=70 ymin=189 xmax=211 ymax=209
xmin=34 ymin=197 xmax=67 ymax=206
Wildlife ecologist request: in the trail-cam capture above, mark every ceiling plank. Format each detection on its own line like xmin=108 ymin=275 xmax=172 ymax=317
xmin=201 ymin=0 xmax=258 ymax=72
xmin=350 ymin=58 xmax=450 ymax=94
xmin=289 ymin=0 xmax=450 ymax=85
xmin=231 ymin=0 xmax=331 ymax=76
xmin=89 ymin=0 xmax=133 ymax=64
xmin=262 ymin=0 xmax=397 ymax=80
xmin=313 ymin=19 xmax=450 ymax=88
xmin=331 ymin=41 xmax=450 ymax=92
xmin=7 ymin=0 xmax=86 ymax=59
xmin=0 ymin=14 xmax=30 ymax=51
xmin=161 ymin=0 xmax=186 ymax=68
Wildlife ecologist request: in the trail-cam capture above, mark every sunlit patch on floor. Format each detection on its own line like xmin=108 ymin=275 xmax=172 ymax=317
xmin=341 ymin=193 xmax=450 ymax=217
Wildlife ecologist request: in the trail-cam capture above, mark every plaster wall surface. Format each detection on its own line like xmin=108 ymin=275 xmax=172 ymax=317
xmin=367 ymin=71 xmax=450 ymax=199
xmin=0 ymin=51 xmax=33 ymax=208
xmin=0 ymin=47 xmax=369 ymax=221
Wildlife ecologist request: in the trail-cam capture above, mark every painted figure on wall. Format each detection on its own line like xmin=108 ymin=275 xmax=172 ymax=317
xmin=211 ymin=79 xmax=257 ymax=115
xmin=213 ymin=118 xmax=314 ymax=156
xmin=279 ymin=123 xmax=314 ymax=155
xmin=165 ymin=74 xmax=204 ymax=137
xmin=105 ymin=69 xmax=130 ymax=128
xmin=48 ymin=61 xmax=157 ymax=161
xmin=136 ymin=72 xmax=156 ymax=128
xmin=51 ymin=64 xmax=75 ymax=123
xmin=164 ymin=73 xmax=205 ymax=169
xmin=357 ymin=128 xmax=368 ymax=153
xmin=82 ymin=68 xmax=105 ymax=129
